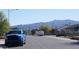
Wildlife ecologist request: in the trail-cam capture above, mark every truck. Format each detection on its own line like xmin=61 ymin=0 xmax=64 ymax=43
xmin=5 ymin=29 xmax=26 ymax=47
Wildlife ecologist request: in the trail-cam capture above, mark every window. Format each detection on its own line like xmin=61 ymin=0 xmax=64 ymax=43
xmin=7 ymin=31 xmax=21 ymax=34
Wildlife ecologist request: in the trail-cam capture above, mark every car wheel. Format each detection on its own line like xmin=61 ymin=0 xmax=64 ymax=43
xmin=5 ymin=44 xmax=11 ymax=47
xmin=5 ymin=44 xmax=7 ymax=46
xmin=19 ymin=43 xmax=23 ymax=46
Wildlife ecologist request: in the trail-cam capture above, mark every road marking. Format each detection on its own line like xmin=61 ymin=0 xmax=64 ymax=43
xmin=44 ymin=36 xmax=75 ymax=41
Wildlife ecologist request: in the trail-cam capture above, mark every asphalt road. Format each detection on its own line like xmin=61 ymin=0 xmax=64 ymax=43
xmin=0 ymin=35 xmax=79 ymax=49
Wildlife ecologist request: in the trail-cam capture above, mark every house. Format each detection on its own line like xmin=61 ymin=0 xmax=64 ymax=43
xmin=59 ymin=24 xmax=79 ymax=36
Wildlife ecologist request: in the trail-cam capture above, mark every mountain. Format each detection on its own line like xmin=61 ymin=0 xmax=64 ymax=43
xmin=11 ymin=19 xmax=79 ymax=30
xmin=47 ymin=19 xmax=79 ymax=29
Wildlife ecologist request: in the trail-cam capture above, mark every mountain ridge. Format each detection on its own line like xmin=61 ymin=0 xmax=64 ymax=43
xmin=11 ymin=19 xmax=79 ymax=30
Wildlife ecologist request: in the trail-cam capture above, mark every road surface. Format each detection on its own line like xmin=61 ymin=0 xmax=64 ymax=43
xmin=0 ymin=36 xmax=79 ymax=49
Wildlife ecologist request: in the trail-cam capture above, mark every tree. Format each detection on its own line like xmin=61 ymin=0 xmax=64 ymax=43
xmin=0 ymin=11 xmax=10 ymax=36
xmin=31 ymin=29 xmax=38 ymax=35
xmin=49 ymin=27 xmax=58 ymax=35
xmin=39 ymin=23 xmax=52 ymax=35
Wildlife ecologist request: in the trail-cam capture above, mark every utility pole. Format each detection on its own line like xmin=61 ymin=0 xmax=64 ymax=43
xmin=8 ymin=9 xmax=10 ymax=25
xmin=7 ymin=9 xmax=18 ymax=25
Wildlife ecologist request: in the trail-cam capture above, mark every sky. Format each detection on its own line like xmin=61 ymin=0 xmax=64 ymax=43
xmin=0 ymin=9 xmax=79 ymax=26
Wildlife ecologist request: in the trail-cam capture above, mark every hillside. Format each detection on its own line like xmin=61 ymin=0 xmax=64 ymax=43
xmin=11 ymin=19 xmax=79 ymax=30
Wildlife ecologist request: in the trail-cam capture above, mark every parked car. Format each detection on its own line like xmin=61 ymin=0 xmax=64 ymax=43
xmin=5 ymin=29 xmax=26 ymax=47
xmin=70 ymin=36 xmax=79 ymax=40
xmin=56 ymin=34 xmax=66 ymax=36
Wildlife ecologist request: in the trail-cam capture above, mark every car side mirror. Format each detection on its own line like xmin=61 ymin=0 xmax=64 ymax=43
xmin=22 ymin=32 xmax=25 ymax=34
xmin=22 ymin=32 xmax=24 ymax=34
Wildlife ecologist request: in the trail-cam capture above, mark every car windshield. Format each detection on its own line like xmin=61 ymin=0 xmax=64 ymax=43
xmin=7 ymin=31 xmax=21 ymax=34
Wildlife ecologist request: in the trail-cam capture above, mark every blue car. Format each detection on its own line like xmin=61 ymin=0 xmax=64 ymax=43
xmin=5 ymin=30 xmax=26 ymax=47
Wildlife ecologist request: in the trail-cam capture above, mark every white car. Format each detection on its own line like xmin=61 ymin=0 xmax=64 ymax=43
xmin=35 ymin=31 xmax=44 ymax=36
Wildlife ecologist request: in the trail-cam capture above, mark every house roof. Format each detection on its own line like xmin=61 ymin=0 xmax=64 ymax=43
xmin=59 ymin=24 xmax=79 ymax=30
